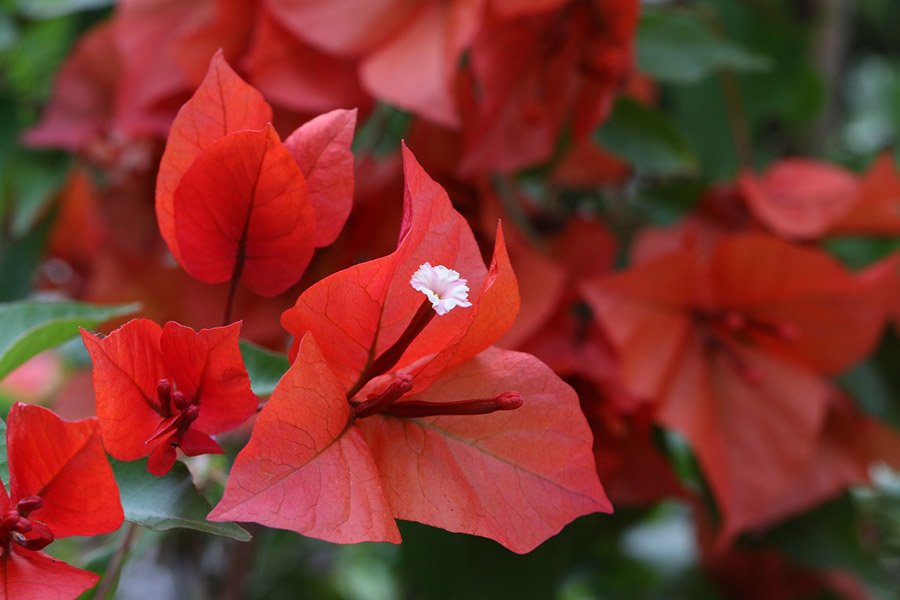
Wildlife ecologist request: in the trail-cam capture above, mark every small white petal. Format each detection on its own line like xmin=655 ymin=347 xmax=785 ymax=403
xmin=410 ymin=263 xmax=473 ymax=315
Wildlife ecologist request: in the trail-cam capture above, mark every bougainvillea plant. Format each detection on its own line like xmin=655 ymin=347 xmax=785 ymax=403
xmin=0 ymin=403 xmax=123 ymax=599
xmin=208 ymin=148 xmax=611 ymax=552
xmin=5 ymin=0 xmax=900 ymax=597
xmin=80 ymin=320 xmax=258 ymax=475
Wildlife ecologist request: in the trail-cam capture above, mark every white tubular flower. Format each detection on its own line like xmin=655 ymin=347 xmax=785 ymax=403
xmin=410 ymin=263 xmax=473 ymax=316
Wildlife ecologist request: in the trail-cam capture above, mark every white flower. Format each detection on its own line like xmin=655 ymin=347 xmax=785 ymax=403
xmin=410 ymin=263 xmax=473 ymax=315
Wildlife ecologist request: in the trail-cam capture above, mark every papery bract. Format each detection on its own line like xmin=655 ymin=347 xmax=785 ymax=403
xmin=737 ymin=159 xmax=861 ymax=240
xmin=282 ymin=145 xmax=517 ymax=393
xmin=267 ymin=0 xmax=477 ymax=127
xmin=173 ymin=124 xmax=316 ymax=296
xmin=581 ymin=234 xmax=895 ymax=545
xmin=831 ymin=152 xmax=900 ymax=235
xmin=283 ymin=108 xmax=358 ymax=248
xmin=156 ymin=49 xmax=272 ymax=266
xmin=242 ymin=11 xmax=370 ymax=114
xmin=81 ymin=319 xmax=257 ymax=475
xmin=157 ymin=51 xmax=357 ymax=295
xmin=114 ymin=0 xmax=256 ymax=132
xmin=0 ymin=403 xmax=123 ymax=599
xmin=460 ymin=0 xmax=638 ymax=173
xmin=211 ymin=333 xmax=609 ymax=553
xmin=23 ymin=23 xmax=120 ymax=152
xmin=211 ymin=146 xmax=609 ymax=551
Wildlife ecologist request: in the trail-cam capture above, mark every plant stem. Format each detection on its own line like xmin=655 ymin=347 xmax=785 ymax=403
xmin=222 ymin=247 xmax=244 ymax=326
xmin=222 ymin=524 xmax=261 ymax=600
xmin=94 ymin=522 xmax=140 ymax=600
xmin=719 ymin=70 xmax=753 ymax=169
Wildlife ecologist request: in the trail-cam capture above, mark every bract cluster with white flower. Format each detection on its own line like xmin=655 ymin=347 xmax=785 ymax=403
xmin=410 ymin=263 xmax=473 ymax=315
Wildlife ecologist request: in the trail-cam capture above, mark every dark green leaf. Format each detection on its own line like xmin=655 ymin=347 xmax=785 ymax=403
xmin=9 ymin=150 xmax=70 ymax=237
xmin=0 ymin=300 xmax=138 ymax=381
xmin=112 ymin=459 xmax=251 ymax=542
xmin=638 ymin=10 xmax=770 ymax=84
xmin=240 ymin=340 xmax=288 ymax=397
xmin=763 ymin=494 xmax=878 ymax=579
xmin=16 ymin=0 xmax=115 ymax=20
xmin=0 ymin=215 xmax=52 ymax=302
xmin=825 ymin=236 xmax=900 ymax=270
xmin=596 ymin=98 xmax=699 ymax=176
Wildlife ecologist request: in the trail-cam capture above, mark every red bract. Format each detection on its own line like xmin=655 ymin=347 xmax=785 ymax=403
xmin=282 ymin=146 xmax=517 ymax=392
xmin=23 ymin=23 xmax=120 ymax=153
xmin=156 ymin=51 xmax=357 ymax=297
xmin=27 ymin=0 xmax=257 ymax=153
xmin=209 ymin=146 xmax=610 ymax=552
xmin=581 ymin=234 xmax=894 ymax=545
xmin=737 ymin=159 xmax=861 ymax=240
xmin=0 ymin=403 xmax=123 ymax=599
xmin=173 ymin=124 xmax=315 ymax=295
xmin=267 ymin=0 xmax=479 ymax=127
xmin=81 ymin=319 xmax=257 ymax=475
xmin=831 ymin=152 xmax=900 ymax=235
xmin=241 ymin=11 xmax=369 ymax=114
xmin=155 ymin=49 xmax=272 ymax=268
xmin=283 ymin=108 xmax=358 ymax=248
xmin=113 ymin=0 xmax=256 ymax=130
xmin=459 ymin=0 xmax=638 ymax=173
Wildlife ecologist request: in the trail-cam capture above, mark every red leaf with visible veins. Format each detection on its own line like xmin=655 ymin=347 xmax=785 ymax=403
xmin=737 ymin=159 xmax=861 ymax=240
xmin=284 ymin=109 xmax=357 ymax=247
xmin=80 ymin=319 xmax=167 ymax=460
xmin=82 ymin=319 xmax=257 ymax=473
xmin=211 ymin=335 xmax=608 ymax=552
xmin=282 ymin=145 xmax=518 ymax=392
xmin=158 ymin=321 xmax=260 ymax=434
xmin=217 ymin=146 xmax=604 ymax=550
xmin=7 ymin=403 xmax=123 ymax=538
xmin=208 ymin=333 xmax=400 ymax=543
xmin=173 ymin=124 xmax=315 ymax=296
xmin=0 ymin=549 xmax=100 ymax=600
xmin=0 ymin=404 xmax=123 ymax=598
xmin=357 ymin=346 xmax=610 ymax=552
xmin=156 ymin=50 xmax=272 ymax=265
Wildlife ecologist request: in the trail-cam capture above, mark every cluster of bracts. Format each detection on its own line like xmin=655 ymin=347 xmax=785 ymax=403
xmin=4 ymin=0 xmax=899 ymax=597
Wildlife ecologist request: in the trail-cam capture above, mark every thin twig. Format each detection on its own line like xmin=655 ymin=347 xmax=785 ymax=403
xmin=94 ymin=521 xmax=140 ymax=600
xmin=719 ymin=69 xmax=754 ymax=168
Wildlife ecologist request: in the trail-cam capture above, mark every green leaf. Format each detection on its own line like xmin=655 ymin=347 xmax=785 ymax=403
xmin=9 ymin=150 xmax=70 ymax=237
xmin=825 ymin=235 xmax=900 ymax=270
xmin=638 ymin=10 xmax=770 ymax=84
xmin=763 ymin=494 xmax=878 ymax=579
xmin=112 ymin=459 xmax=251 ymax=542
xmin=16 ymin=0 xmax=116 ymax=20
xmin=240 ymin=340 xmax=288 ymax=397
xmin=596 ymin=98 xmax=699 ymax=176
xmin=0 ymin=300 xmax=138 ymax=381
xmin=0 ymin=215 xmax=52 ymax=302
